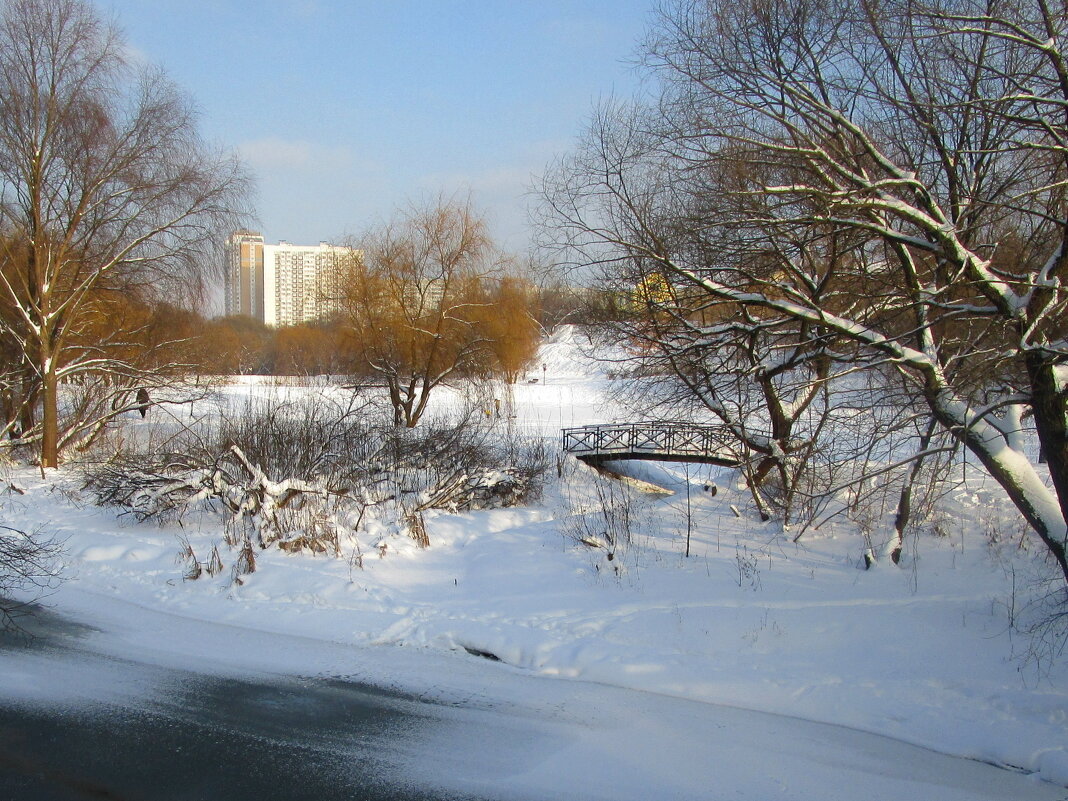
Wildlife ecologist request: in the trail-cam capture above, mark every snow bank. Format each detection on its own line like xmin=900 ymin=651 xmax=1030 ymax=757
xmin=2 ymin=337 xmax=1066 ymax=792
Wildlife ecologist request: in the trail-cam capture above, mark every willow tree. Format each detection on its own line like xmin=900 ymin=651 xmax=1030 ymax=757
xmin=0 ymin=0 xmax=247 ymax=467
xmin=339 ymin=197 xmax=500 ymax=427
xmin=470 ymin=274 xmax=541 ymax=385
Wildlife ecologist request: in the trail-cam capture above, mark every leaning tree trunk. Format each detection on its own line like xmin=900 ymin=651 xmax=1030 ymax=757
xmin=928 ymin=386 xmax=1068 ymax=585
xmin=892 ymin=417 xmax=941 ymax=565
xmin=1027 ymin=354 xmax=1068 ymax=550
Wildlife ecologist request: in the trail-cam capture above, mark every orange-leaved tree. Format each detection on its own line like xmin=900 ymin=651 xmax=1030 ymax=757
xmin=469 ymin=274 xmax=541 ymax=385
xmin=338 ymin=196 xmax=502 ymax=427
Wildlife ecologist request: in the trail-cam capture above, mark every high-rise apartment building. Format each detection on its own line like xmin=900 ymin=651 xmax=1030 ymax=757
xmin=224 ymin=230 xmax=265 ymax=319
xmin=262 ymin=241 xmax=357 ymax=328
xmin=224 ymin=233 xmax=359 ymax=327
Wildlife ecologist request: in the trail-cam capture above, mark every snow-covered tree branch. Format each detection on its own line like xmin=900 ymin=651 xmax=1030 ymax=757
xmin=539 ymin=0 xmax=1068 ymax=582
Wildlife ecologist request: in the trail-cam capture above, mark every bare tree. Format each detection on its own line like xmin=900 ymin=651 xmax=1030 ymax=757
xmin=542 ymin=0 xmax=1068 ymax=582
xmin=0 ymin=0 xmax=248 ymax=467
xmin=541 ymin=101 xmax=855 ymax=522
xmin=338 ymin=196 xmax=500 ymax=427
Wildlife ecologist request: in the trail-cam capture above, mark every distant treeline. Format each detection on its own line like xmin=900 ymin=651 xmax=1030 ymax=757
xmin=163 ymin=277 xmax=584 ymax=380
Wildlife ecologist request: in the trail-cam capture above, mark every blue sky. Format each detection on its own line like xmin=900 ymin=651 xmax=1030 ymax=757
xmin=102 ymin=0 xmax=655 ymax=252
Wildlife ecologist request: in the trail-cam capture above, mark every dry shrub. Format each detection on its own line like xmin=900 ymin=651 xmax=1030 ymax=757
xmin=559 ymin=461 xmax=650 ymax=579
xmin=83 ymin=391 xmax=551 ymax=561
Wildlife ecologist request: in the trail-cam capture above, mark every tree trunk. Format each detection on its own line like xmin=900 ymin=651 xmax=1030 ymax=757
xmin=892 ymin=418 xmax=940 ymax=565
xmin=749 ymin=370 xmax=793 ymax=486
xmin=41 ymin=359 xmax=58 ymax=469
xmin=1027 ymin=353 xmax=1068 ymax=542
xmin=929 ymin=387 xmax=1068 ymax=584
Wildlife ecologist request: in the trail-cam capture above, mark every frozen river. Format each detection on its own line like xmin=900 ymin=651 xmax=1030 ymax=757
xmin=0 ymin=671 xmax=458 ymax=800
xmin=0 ymin=597 xmax=1060 ymax=801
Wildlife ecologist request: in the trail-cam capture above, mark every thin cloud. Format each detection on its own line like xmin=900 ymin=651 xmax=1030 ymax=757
xmin=239 ymin=137 xmax=353 ymax=172
xmin=119 ymin=42 xmax=150 ymax=67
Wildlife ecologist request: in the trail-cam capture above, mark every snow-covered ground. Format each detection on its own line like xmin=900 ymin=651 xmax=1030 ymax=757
xmin=2 ymin=325 xmax=1066 ymax=797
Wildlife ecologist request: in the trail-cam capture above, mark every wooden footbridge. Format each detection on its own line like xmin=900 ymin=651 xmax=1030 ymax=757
xmin=562 ymin=422 xmax=745 ymax=467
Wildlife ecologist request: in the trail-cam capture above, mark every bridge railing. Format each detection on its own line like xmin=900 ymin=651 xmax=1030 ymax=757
xmin=562 ymin=421 xmax=750 ymax=463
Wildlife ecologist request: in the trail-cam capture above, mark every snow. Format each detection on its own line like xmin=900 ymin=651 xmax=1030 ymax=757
xmin=1 ymin=323 xmax=1067 ymax=797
